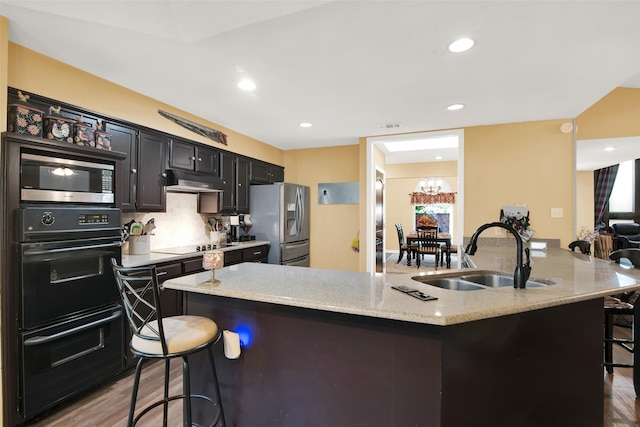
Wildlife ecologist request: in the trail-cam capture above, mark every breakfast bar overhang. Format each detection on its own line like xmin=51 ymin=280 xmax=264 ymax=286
xmin=163 ymin=248 xmax=640 ymax=426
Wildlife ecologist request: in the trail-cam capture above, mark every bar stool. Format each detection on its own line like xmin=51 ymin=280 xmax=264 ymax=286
xmin=111 ymin=259 xmax=226 ymax=426
xmin=604 ymin=249 xmax=640 ymax=397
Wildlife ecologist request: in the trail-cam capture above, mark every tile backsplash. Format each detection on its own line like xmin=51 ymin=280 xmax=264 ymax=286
xmin=122 ymin=192 xmax=212 ymax=250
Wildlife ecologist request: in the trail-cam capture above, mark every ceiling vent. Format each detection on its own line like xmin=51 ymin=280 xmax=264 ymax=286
xmin=376 ymin=122 xmax=402 ymax=130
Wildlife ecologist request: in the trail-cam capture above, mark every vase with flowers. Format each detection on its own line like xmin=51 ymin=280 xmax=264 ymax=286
xmin=501 ymin=214 xmax=534 ymax=241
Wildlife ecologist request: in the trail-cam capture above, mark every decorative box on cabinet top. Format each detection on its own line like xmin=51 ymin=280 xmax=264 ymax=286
xmin=44 ymin=107 xmax=74 ymax=143
xmin=73 ymin=117 xmax=95 ymax=147
xmin=8 ymin=98 xmax=44 ymax=137
xmin=95 ymin=131 xmax=112 ymax=150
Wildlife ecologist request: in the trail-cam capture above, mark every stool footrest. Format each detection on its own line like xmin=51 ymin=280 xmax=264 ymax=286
xmin=133 ymin=394 xmax=223 ymax=427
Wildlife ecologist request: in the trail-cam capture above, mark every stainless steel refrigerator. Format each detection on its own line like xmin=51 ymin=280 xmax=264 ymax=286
xmin=249 ymin=183 xmax=310 ymax=266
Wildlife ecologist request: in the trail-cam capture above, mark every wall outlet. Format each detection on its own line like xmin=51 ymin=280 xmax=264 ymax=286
xmin=550 ymin=208 xmax=563 ymax=218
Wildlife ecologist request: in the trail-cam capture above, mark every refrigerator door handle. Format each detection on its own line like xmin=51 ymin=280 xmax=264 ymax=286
xmin=297 ymin=187 xmax=304 ymax=237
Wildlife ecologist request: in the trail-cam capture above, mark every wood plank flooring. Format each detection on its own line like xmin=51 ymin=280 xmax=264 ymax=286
xmin=25 ymin=327 xmax=640 ymax=427
xmin=26 ymin=359 xmax=185 ymax=427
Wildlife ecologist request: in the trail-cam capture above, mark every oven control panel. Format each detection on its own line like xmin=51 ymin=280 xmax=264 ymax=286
xmin=78 ymin=214 xmax=111 ymax=224
xmin=16 ymin=207 xmax=122 ymax=242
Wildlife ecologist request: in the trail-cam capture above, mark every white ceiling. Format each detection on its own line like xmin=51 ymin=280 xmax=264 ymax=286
xmin=2 ymin=1 xmax=640 ymax=169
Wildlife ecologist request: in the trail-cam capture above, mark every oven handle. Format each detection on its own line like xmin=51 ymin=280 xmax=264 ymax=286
xmin=23 ymin=310 xmax=121 ymax=346
xmin=24 ymin=241 xmax=121 ymax=256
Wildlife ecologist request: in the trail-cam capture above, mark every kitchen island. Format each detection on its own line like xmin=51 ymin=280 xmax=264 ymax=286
xmin=164 ymin=246 xmax=640 ymax=426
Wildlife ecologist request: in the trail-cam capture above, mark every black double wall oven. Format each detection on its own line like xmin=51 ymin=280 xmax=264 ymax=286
xmin=1 ymin=134 xmax=126 ymax=425
xmin=17 ymin=207 xmax=124 ymax=419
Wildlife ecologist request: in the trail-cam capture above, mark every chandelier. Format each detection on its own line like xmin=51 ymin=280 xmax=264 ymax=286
xmin=419 ymin=178 xmax=442 ymax=195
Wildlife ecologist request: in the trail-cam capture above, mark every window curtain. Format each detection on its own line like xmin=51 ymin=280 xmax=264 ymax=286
xmin=410 ymin=192 xmax=456 ymax=205
xmin=594 ymin=164 xmax=619 ymax=227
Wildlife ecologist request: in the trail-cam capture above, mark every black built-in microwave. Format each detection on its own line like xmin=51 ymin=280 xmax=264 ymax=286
xmin=20 ymin=151 xmax=115 ymax=204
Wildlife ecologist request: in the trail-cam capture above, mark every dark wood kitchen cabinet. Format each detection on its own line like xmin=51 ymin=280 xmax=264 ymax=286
xmin=219 ymin=152 xmax=250 ymax=213
xmin=106 ymin=124 xmax=166 ymax=212
xmin=236 ymin=156 xmax=250 ymax=213
xmin=250 ymin=160 xmax=285 ymax=184
xmin=168 ymin=137 xmax=219 ymax=174
xmin=106 ymin=123 xmax=137 ymax=211
xmin=136 ymin=131 xmax=167 ymax=211
xmin=223 ymin=244 xmax=270 ymax=266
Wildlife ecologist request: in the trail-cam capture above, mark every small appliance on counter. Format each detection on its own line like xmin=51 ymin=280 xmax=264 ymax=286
xmin=239 ymin=214 xmax=255 ymax=241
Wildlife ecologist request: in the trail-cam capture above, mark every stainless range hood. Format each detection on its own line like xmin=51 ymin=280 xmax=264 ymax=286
xmin=165 ymin=169 xmax=225 ymax=193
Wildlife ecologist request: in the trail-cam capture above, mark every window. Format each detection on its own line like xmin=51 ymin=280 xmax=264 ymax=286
xmin=608 ymin=159 xmax=638 ymax=226
xmin=609 ymin=160 xmax=634 ymax=213
xmin=415 ymin=204 xmax=452 ymax=234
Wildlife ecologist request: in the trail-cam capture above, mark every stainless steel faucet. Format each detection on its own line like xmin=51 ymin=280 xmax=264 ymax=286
xmin=464 ymin=222 xmax=531 ymax=289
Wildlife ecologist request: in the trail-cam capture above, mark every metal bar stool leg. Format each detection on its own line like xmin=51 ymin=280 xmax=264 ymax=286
xmin=634 ymin=302 xmax=640 ymax=397
xmin=128 ymin=358 xmax=145 ymax=427
xmin=604 ymin=311 xmax=614 ymax=374
xmin=207 ymin=346 xmax=226 ymax=426
xmin=163 ymin=359 xmax=170 ymax=427
xmin=182 ymin=356 xmax=192 ymax=427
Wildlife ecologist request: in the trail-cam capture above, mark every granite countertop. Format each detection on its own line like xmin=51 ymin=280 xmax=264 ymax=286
xmin=162 ymin=246 xmax=640 ymax=326
xmin=122 ymin=240 xmax=271 ymax=268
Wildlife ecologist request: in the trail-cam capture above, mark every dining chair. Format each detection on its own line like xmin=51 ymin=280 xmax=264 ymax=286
xmin=395 ymin=224 xmax=414 ymax=264
xmin=568 ymin=240 xmax=591 ymax=255
xmin=604 ymin=248 xmax=640 ymax=397
xmin=412 ymin=226 xmax=441 ymax=269
xmin=111 ymin=259 xmax=226 ymax=426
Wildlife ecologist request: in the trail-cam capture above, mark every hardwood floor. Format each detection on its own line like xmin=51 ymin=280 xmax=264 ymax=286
xmin=25 ymin=327 xmax=640 ymax=427
xmin=604 ymin=326 xmax=640 ymax=426
xmin=26 ymin=359 xmax=185 ymax=427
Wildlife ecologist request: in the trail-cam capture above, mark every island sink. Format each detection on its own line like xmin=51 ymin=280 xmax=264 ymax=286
xmin=412 ymin=270 xmax=554 ymax=291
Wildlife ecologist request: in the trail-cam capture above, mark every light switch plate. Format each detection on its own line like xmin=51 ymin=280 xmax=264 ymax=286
xmin=550 ymin=208 xmax=563 ymax=218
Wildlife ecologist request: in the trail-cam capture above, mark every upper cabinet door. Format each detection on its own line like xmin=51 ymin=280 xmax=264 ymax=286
xmin=137 ymin=131 xmax=166 ymax=211
xmin=195 ymin=146 xmax=218 ymax=174
xmin=219 ymin=152 xmax=236 ymax=212
xmin=236 ymin=157 xmax=250 ymax=213
xmin=105 ymin=123 xmax=137 ymax=211
xmin=168 ymin=138 xmax=196 ymax=170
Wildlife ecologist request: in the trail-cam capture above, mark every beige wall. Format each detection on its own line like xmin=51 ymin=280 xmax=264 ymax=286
xmin=577 ymin=87 xmax=640 ymax=139
xmin=7 ymin=43 xmax=283 ymax=166
xmin=576 ymin=170 xmax=594 ymax=234
xmin=464 ymin=120 xmax=575 ymax=245
xmin=284 ymin=145 xmax=360 ymax=271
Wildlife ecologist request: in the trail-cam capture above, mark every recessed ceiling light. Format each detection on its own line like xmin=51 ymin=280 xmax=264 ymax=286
xmin=448 ymin=38 xmax=475 ymax=53
xmin=435 ymin=156 xmax=443 ymax=160
xmin=447 ymin=104 xmax=464 ymax=111
xmin=237 ymin=79 xmax=256 ymax=91
xmin=604 ymin=146 xmax=615 ymax=151
xmin=299 ymin=122 xmax=312 ymax=128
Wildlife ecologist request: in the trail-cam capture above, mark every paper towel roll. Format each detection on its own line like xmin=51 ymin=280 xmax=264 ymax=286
xmin=223 ymin=330 xmax=241 ymax=359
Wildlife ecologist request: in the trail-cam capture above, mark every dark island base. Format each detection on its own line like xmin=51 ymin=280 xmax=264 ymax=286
xmin=185 ymin=294 xmax=603 ymax=427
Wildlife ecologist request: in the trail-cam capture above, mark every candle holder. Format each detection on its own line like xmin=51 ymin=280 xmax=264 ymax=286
xmin=202 ymin=250 xmax=224 ymax=285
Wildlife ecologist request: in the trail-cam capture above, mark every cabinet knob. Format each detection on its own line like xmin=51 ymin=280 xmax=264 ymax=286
xmin=161 ymin=172 xmax=167 ymax=178
xmin=191 ymin=156 xmax=196 ymax=160
xmin=197 ymin=157 xmax=202 ymax=162
xmin=131 ymin=168 xmax=137 ymax=174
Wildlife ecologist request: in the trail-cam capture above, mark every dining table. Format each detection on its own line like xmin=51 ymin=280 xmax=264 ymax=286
xmin=406 ymin=232 xmax=452 ymax=268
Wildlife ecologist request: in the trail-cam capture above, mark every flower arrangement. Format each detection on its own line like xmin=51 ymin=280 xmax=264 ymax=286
xmin=577 ymin=227 xmax=599 ymax=243
xmin=501 ymin=214 xmax=530 ymax=234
